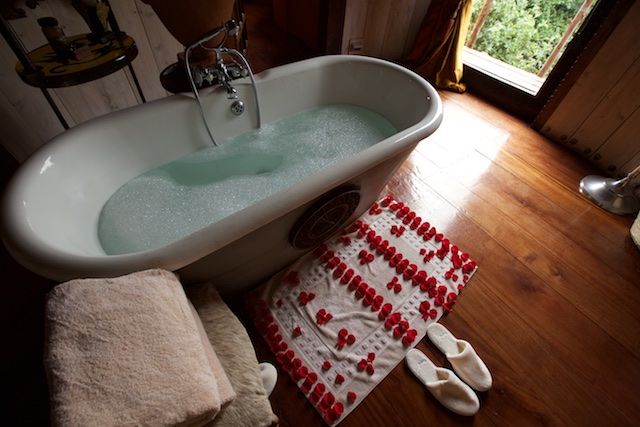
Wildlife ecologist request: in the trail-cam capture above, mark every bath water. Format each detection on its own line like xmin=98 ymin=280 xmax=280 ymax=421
xmin=98 ymin=104 xmax=397 ymax=254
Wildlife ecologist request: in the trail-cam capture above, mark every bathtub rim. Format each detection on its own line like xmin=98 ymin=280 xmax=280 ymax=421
xmin=1 ymin=54 xmax=443 ymax=281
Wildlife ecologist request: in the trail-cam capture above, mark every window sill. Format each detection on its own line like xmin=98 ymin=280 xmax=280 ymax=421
xmin=462 ymin=47 xmax=545 ymax=96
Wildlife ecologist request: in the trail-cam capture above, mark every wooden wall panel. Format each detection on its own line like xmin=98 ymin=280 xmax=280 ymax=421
xmin=341 ymin=0 xmax=369 ymax=54
xmin=0 ymin=89 xmax=46 ymax=162
xmin=379 ymin=0 xmax=416 ymax=59
xmin=0 ymin=31 xmax=64 ymax=142
xmin=540 ymin=1 xmax=640 ymax=144
xmin=8 ymin=0 xmax=56 ymax=50
xmin=54 ymin=72 xmax=139 ymax=123
xmin=342 ymin=0 xmax=431 ymax=60
xmin=620 ymin=150 xmax=640 ymax=177
xmin=110 ymin=0 xmax=176 ymax=102
xmin=361 ymin=0 xmax=391 ymax=57
xmin=592 ymin=107 xmax=640 ymax=174
xmin=132 ymin=0 xmax=183 ymax=79
xmin=570 ymin=55 xmax=640 ymax=155
xmin=539 ymin=0 xmax=640 ymax=177
xmin=0 ymin=2 xmax=68 ymax=161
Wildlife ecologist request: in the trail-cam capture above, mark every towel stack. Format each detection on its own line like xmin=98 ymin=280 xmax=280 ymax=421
xmin=44 ymin=269 xmax=235 ymax=427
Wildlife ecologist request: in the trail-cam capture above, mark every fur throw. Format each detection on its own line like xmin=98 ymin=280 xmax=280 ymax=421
xmin=186 ymin=283 xmax=278 ymax=427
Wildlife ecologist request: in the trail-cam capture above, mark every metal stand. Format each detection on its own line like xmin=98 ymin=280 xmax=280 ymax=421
xmin=579 ymin=165 xmax=640 ymax=215
xmin=40 ymin=88 xmax=70 ymax=130
xmin=1 ymin=9 xmax=145 ymax=131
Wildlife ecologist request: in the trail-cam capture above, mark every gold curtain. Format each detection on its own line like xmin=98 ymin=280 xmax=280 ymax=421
xmin=402 ymin=0 xmax=474 ymax=93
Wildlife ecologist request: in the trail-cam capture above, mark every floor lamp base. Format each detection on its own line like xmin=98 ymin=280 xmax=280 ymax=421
xmin=579 ymin=175 xmax=640 ymax=215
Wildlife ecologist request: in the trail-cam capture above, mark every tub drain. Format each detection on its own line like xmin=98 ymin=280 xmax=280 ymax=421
xmin=230 ymin=100 xmax=245 ymax=115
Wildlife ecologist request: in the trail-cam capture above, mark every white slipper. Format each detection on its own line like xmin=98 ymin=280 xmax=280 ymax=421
xmin=259 ymin=362 xmax=278 ymax=396
xmin=426 ymin=323 xmax=492 ymax=391
xmin=405 ymin=349 xmax=480 ymax=416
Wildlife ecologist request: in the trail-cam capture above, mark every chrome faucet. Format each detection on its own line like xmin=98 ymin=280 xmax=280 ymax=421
xmin=184 ymin=20 xmax=261 ymax=146
xmin=208 ymin=51 xmax=249 ymax=99
xmin=216 ymin=63 xmax=238 ymax=99
xmin=186 ymin=20 xmax=247 ymax=95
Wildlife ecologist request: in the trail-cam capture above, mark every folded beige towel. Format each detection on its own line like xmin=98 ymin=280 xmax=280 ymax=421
xmin=186 ymin=282 xmax=278 ymax=427
xmin=44 ymin=269 xmax=232 ymax=427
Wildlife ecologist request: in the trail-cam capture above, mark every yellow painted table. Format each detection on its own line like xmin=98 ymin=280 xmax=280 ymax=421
xmin=15 ymin=33 xmax=144 ymax=128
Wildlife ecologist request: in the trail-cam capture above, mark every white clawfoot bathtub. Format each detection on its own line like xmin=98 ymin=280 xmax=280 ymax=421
xmin=1 ymin=55 xmax=442 ymax=294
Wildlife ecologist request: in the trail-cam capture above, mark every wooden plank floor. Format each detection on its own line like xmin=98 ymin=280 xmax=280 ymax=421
xmin=2 ymin=1 xmax=639 ymax=426
xmin=234 ymin=88 xmax=640 ymax=427
xmin=235 ymin=6 xmax=640 ymax=422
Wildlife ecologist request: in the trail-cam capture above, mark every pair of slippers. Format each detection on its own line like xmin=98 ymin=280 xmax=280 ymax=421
xmin=405 ymin=323 xmax=492 ymax=416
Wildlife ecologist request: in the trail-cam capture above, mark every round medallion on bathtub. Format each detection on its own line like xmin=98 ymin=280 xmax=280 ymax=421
xmin=290 ymin=187 xmax=361 ymax=250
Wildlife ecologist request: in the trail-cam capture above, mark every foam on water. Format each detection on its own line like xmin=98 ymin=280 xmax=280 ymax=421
xmin=98 ymin=104 xmax=397 ymax=255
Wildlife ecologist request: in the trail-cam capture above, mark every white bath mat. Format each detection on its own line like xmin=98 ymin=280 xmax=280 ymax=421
xmin=246 ymin=195 xmax=478 ymax=425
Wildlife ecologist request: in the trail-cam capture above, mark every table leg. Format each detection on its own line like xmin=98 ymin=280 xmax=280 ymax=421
xmin=40 ymin=88 xmax=69 ymax=130
xmin=127 ymin=63 xmax=146 ymax=103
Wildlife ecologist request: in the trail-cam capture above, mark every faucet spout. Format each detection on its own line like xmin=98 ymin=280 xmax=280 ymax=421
xmin=183 ymin=21 xmax=261 ymax=146
xmin=225 ymin=85 xmax=238 ymax=99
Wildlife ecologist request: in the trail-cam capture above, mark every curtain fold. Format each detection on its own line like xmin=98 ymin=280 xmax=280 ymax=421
xmin=402 ymin=0 xmax=474 ymax=93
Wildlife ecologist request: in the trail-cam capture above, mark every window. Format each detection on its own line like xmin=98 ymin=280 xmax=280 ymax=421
xmin=463 ymin=0 xmax=595 ymax=96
